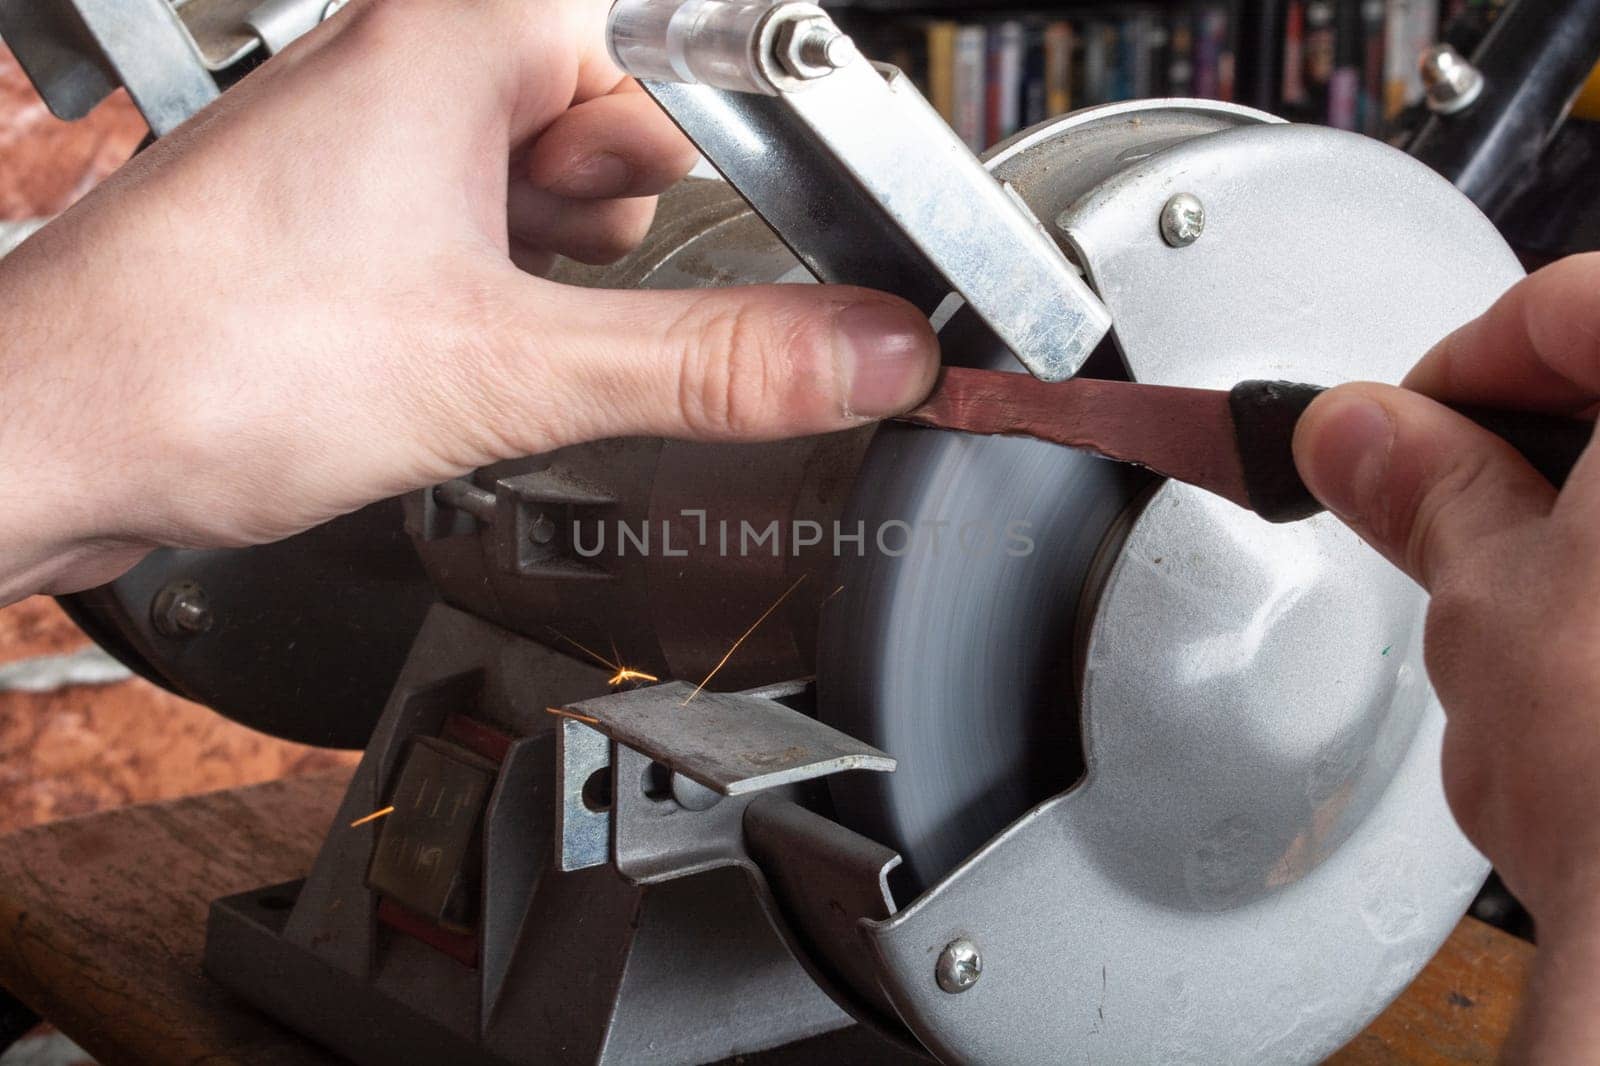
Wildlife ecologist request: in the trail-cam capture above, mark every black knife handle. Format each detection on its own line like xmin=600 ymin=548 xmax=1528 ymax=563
xmin=1229 ymin=380 xmax=1596 ymax=524
xmin=1446 ymin=403 xmax=1597 ymax=490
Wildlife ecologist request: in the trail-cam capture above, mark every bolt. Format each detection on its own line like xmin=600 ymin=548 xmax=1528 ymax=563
xmin=152 ymin=581 xmax=214 ymax=638
xmin=434 ymin=478 xmax=497 ymax=523
xmin=936 ymin=938 xmax=982 ymax=994
xmin=1159 ymin=192 xmax=1205 ymax=248
xmin=528 ymin=512 xmax=557 ymax=545
xmin=776 ymin=15 xmax=855 ymax=80
xmin=1419 ymin=44 xmax=1484 ymax=115
xmin=798 ymin=26 xmax=856 ymax=70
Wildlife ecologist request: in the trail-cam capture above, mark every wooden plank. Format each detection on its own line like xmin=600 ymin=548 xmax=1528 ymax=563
xmin=0 ymin=770 xmax=1537 ymax=1064
xmin=0 ymin=771 xmax=354 ymax=1066
xmin=1330 ymin=917 xmax=1535 ymax=1064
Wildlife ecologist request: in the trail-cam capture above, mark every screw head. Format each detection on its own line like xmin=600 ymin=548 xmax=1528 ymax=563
xmin=1160 ymin=192 xmax=1205 ymax=248
xmin=152 ymin=581 xmax=214 ymax=638
xmin=1419 ymin=44 xmax=1484 ymax=114
xmin=936 ymin=938 xmax=982 ymax=994
xmin=528 ymin=512 xmax=557 ymax=545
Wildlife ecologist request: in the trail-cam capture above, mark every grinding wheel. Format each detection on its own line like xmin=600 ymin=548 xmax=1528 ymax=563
xmin=818 ymin=101 xmax=1283 ymax=893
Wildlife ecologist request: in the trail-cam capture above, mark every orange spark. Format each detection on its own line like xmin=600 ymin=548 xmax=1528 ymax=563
xmin=545 ymin=706 xmax=601 ymax=726
xmin=546 ymin=627 xmax=620 ymax=672
xmin=546 ymin=629 xmax=657 ymax=689
xmin=349 ymin=805 xmax=395 ymax=829
xmin=683 ymin=573 xmax=808 ymax=706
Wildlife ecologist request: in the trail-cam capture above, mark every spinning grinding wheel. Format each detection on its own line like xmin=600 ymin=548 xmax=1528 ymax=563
xmin=820 ymin=100 xmax=1277 ymax=894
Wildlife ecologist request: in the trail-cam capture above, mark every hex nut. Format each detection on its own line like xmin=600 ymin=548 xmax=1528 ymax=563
xmin=775 ymin=15 xmax=855 ymax=81
xmin=152 ymin=580 xmax=214 ymax=638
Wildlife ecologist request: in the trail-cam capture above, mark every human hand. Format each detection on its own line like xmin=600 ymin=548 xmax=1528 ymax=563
xmin=0 ymin=0 xmax=939 ymax=602
xmin=1293 ymin=253 xmax=1600 ymax=1058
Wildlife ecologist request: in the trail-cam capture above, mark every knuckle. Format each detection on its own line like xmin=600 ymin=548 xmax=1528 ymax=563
xmin=567 ymin=222 xmax=649 ymax=266
xmin=403 ymin=274 xmax=537 ymax=466
xmin=337 ymin=0 xmax=424 ymax=52
xmin=1400 ymin=449 xmax=1498 ymax=584
xmin=1421 ymin=582 xmax=1495 ymax=687
xmin=669 ymin=296 xmax=809 ymax=438
xmin=572 ymin=203 xmax=658 ymax=266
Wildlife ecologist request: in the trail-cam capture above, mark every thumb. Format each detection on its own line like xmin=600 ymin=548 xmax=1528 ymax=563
xmin=1292 ymin=382 xmax=1556 ymax=589
xmin=518 ymin=281 xmax=941 ymax=443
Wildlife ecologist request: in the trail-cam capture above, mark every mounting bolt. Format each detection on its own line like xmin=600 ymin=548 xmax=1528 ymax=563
xmin=1419 ymin=44 xmax=1484 ymax=115
xmin=936 ymin=938 xmax=982 ymax=994
xmin=1159 ymin=192 xmax=1205 ymax=248
xmin=776 ymin=15 xmax=856 ymax=81
xmin=433 ymin=478 xmax=497 ymax=523
xmin=152 ymin=581 xmax=214 ymax=638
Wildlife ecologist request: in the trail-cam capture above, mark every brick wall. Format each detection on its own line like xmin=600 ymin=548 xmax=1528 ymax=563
xmin=0 ymin=597 xmax=357 ymax=836
xmin=0 ymin=45 xmax=145 ymax=220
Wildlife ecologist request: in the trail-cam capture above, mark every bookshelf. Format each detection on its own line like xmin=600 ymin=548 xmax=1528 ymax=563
xmin=826 ymin=0 xmax=1509 ymax=153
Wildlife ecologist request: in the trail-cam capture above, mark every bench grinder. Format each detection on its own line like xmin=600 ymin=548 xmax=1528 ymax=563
xmin=11 ymin=0 xmax=1523 ymax=1061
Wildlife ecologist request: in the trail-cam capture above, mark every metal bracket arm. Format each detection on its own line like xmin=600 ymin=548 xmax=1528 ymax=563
xmin=607 ymin=0 xmax=1113 ymax=381
xmin=0 ymin=0 xmax=336 ymax=136
xmin=554 ymin=678 xmax=895 ymax=877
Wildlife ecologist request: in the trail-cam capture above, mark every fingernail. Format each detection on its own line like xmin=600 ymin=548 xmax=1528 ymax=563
xmin=837 ymin=302 xmax=937 ymax=418
xmin=551 ymin=153 xmax=632 ymax=198
xmin=1299 ymin=393 xmax=1396 ymax=521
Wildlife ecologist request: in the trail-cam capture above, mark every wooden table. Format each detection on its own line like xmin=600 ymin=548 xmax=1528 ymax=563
xmin=0 ymin=771 xmax=1536 ymax=1065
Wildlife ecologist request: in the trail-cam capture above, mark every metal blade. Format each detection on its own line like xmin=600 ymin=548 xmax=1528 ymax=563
xmin=900 ymin=367 xmax=1254 ymax=512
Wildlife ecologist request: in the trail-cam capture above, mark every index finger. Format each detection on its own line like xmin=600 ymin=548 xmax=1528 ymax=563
xmin=1404 ymin=253 xmax=1600 ymax=416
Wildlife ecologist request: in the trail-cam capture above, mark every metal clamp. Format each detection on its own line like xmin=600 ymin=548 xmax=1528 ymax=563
xmin=607 ymin=0 xmax=1112 ymax=381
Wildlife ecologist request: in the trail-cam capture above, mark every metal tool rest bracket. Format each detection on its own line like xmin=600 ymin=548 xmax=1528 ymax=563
xmin=204 ymin=605 xmax=924 ymax=1065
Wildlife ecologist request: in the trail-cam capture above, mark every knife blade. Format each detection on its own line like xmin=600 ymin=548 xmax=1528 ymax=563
xmin=897 ymin=367 xmax=1594 ymax=523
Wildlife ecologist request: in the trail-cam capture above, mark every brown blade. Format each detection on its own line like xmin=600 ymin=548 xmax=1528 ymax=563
xmin=898 ymin=367 xmax=1254 ymax=511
